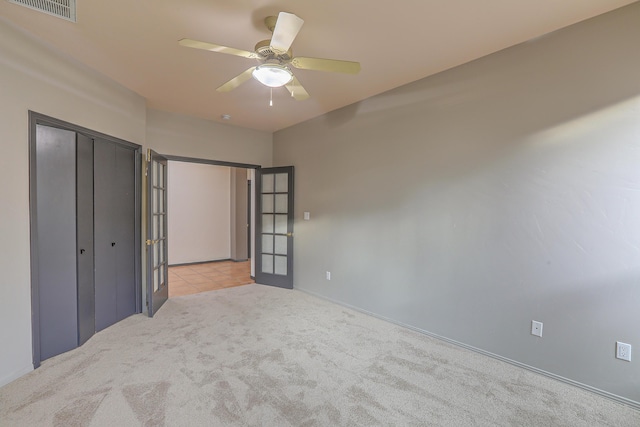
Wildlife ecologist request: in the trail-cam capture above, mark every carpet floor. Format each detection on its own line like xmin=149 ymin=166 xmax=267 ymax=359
xmin=1 ymin=284 xmax=639 ymax=426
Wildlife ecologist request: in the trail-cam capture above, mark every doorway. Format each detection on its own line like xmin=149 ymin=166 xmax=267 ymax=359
xmin=163 ymin=155 xmax=260 ymax=298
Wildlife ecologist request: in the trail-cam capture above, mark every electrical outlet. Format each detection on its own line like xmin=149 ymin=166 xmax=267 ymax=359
xmin=531 ymin=320 xmax=543 ymax=337
xmin=616 ymin=342 xmax=632 ymax=362
xmin=326 ymin=271 xmax=331 ymax=280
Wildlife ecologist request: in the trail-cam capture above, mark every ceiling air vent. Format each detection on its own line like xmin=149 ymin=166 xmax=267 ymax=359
xmin=7 ymin=0 xmax=77 ymax=22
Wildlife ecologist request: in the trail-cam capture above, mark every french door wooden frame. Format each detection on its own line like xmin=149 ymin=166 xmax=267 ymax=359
xmin=255 ymin=166 xmax=295 ymax=289
xmin=150 ymin=155 xmax=261 ymax=310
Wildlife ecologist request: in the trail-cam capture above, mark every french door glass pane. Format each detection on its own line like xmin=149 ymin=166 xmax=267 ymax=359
xmin=262 ymin=234 xmax=274 ymax=254
xmin=262 ymin=214 xmax=274 ymax=233
xmin=262 ymin=254 xmax=274 ymax=274
xmin=262 ymin=174 xmax=274 ymax=193
xmin=274 ymin=256 xmax=287 ymax=275
xmin=275 ymin=173 xmax=288 ymax=192
xmin=153 ymin=161 xmax=158 ymax=186
xmin=275 ymin=214 xmax=287 ymax=234
xmin=275 ymin=194 xmax=288 ymax=213
xmin=153 ymin=242 xmax=159 ymax=267
xmin=274 ymin=235 xmax=287 ymax=255
xmin=153 ymin=188 xmax=158 ymax=213
xmin=262 ymin=194 xmax=274 ymax=213
xmin=153 ymin=215 xmax=158 ymax=239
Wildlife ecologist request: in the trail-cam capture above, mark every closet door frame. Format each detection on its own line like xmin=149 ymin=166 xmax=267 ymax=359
xmin=28 ymin=111 xmax=143 ymax=368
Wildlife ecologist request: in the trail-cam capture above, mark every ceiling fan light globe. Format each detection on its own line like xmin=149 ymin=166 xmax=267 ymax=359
xmin=252 ymin=64 xmax=293 ymax=88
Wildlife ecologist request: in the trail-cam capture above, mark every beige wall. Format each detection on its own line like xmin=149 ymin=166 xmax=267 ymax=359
xmin=273 ymin=4 xmax=640 ymax=405
xmin=0 ymin=19 xmax=272 ymax=387
xmin=0 ymin=19 xmax=147 ymax=386
xmin=146 ymin=109 xmax=272 ymax=167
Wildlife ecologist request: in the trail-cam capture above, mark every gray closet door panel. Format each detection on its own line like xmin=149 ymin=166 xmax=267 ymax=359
xmin=94 ymin=139 xmax=117 ymax=332
xmin=35 ymin=125 xmax=78 ymax=360
xmin=76 ymin=134 xmax=95 ymax=346
xmin=115 ymin=145 xmax=136 ymax=320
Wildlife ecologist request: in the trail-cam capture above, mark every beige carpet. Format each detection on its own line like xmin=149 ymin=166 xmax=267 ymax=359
xmin=1 ymin=284 xmax=638 ymax=426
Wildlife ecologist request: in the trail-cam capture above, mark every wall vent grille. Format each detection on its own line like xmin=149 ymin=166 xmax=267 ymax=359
xmin=6 ymin=0 xmax=77 ymax=22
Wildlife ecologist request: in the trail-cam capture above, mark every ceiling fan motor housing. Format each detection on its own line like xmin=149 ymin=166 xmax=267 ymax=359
xmin=255 ymin=40 xmax=292 ymax=62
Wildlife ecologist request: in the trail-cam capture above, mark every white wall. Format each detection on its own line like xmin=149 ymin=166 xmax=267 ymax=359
xmin=273 ymin=4 xmax=640 ymax=406
xmin=0 ymin=19 xmax=147 ymax=387
xmin=167 ymin=162 xmax=231 ymax=265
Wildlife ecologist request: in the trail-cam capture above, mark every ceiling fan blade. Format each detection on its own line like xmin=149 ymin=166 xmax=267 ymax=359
xmin=270 ymin=12 xmax=304 ymax=54
xmin=178 ymin=38 xmax=259 ymax=59
xmin=216 ymin=67 xmax=257 ymax=92
xmin=291 ymin=56 xmax=361 ymax=74
xmin=285 ymin=76 xmax=310 ymax=100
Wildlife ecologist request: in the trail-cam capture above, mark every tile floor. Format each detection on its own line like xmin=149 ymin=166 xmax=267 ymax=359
xmin=168 ymin=260 xmax=254 ymax=298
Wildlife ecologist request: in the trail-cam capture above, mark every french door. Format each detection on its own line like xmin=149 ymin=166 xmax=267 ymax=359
xmin=146 ymin=149 xmax=168 ymax=316
xmin=255 ymin=166 xmax=295 ymax=289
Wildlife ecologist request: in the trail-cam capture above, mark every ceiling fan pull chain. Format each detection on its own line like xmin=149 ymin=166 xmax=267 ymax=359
xmin=270 ymin=88 xmax=273 ymax=107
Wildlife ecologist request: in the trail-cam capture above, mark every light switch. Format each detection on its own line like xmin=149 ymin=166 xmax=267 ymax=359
xmin=304 ymin=212 xmax=310 ymax=220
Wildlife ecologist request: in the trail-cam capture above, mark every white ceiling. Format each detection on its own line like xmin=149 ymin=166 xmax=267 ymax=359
xmin=1 ymin=0 xmax=636 ymax=132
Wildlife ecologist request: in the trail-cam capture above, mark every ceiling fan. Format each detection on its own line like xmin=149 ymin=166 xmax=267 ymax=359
xmin=178 ymin=12 xmax=361 ymax=101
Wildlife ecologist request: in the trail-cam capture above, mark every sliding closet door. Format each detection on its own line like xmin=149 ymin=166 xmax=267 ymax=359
xmin=94 ymin=139 xmax=137 ymax=331
xmin=35 ymin=125 xmax=78 ymax=360
xmin=114 ymin=145 xmax=136 ymax=320
xmin=31 ymin=113 xmax=142 ymax=366
xmin=76 ymin=134 xmax=95 ymax=346
xmin=94 ymin=139 xmax=118 ymax=331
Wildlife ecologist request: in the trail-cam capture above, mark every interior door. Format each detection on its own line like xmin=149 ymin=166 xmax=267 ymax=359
xmin=146 ymin=149 xmax=169 ymax=316
xmin=255 ymin=166 xmax=294 ymax=289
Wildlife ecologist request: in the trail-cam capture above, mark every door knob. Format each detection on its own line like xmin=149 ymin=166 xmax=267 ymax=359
xmin=80 ymin=249 xmax=85 ymax=254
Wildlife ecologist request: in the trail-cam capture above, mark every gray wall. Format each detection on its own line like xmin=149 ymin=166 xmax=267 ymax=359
xmin=273 ymin=4 xmax=640 ymax=405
